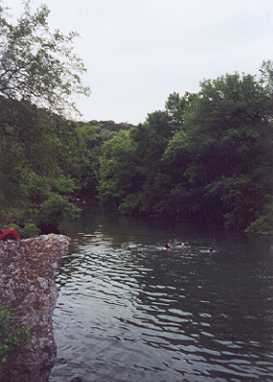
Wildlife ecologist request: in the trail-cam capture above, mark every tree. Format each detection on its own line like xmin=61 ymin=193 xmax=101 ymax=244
xmin=96 ymin=67 xmax=273 ymax=233
xmin=0 ymin=1 xmax=90 ymax=230
xmin=165 ymin=91 xmax=194 ymax=130
xmin=99 ymin=130 xmax=138 ymax=209
xmin=164 ymin=72 xmax=273 ymax=229
xmin=0 ymin=0 xmax=89 ymax=115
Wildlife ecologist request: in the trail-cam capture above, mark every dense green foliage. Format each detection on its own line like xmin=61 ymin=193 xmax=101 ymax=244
xmin=0 ymin=306 xmax=31 ymax=364
xmin=0 ymin=1 xmax=88 ymax=232
xmin=0 ymin=91 xmax=132 ymax=231
xmin=0 ymin=2 xmax=272 ymax=236
xmin=1 ymin=68 xmax=273 ymax=235
xmin=98 ymin=69 xmax=273 ymax=234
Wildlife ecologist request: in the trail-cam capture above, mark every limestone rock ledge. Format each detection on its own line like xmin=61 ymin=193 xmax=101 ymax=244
xmin=0 ymin=234 xmax=70 ymax=382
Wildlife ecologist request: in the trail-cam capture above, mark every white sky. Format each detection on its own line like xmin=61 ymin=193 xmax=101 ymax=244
xmin=7 ymin=0 xmax=273 ymax=123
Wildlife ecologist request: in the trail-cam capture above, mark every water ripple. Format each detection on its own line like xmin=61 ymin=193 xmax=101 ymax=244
xmin=51 ymin=226 xmax=273 ymax=382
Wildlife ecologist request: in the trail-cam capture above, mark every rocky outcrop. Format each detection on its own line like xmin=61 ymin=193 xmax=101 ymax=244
xmin=0 ymin=234 xmax=70 ymax=382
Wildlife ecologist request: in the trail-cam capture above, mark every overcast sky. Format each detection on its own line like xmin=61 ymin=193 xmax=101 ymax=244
xmin=8 ymin=0 xmax=273 ymax=123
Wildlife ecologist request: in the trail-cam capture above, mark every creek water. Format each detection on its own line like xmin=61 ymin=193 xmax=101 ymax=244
xmin=50 ymin=213 xmax=273 ymax=382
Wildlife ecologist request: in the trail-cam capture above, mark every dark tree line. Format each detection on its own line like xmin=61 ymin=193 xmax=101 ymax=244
xmin=0 ymin=1 xmax=272 ymax=236
xmin=99 ymin=69 xmax=273 ymax=235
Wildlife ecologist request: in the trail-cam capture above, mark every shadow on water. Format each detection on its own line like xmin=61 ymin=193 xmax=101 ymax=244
xmin=51 ymin=211 xmax=273 ymax=382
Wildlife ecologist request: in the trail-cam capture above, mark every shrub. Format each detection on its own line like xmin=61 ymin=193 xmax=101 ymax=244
xmin=246 ymin=203 xmax=273 ymax=236
xmin=21 ymin=223 xmax=41 ymax=238
xmin=39 ymin=193 xmax=80 ymax=228
xmin=0 ymin=306 xmax=31 ymax=364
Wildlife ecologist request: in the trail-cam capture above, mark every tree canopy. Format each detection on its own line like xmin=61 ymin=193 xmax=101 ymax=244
xmin=0 ymin=1 xmax=90 ymax=232
xmin=0 ymin=0 xmax=272 ymax=237
xmin=0 ymin=0 xmax=89 ymax=115
xmin=95 ymin=67 xmax=273 ymax=235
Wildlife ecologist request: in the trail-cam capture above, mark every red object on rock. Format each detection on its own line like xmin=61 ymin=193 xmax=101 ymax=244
xmin=0 ymin=228 xmax=21 ymax=241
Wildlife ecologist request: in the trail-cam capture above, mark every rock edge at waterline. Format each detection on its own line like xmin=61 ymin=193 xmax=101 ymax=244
xmin=0 ymin=234 xmax=71 ymax=382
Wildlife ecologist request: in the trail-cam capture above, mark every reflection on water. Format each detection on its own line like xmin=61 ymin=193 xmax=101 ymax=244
xmin=50 ymin=213 xmax=273 ymax=382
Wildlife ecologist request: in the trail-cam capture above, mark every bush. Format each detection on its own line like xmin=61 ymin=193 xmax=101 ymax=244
xmin=2 ymin=223 xmax=21 ymax=233
xmin=119 ymin=193 xmax=143 ymax=215
xmin=21 ymin=223 xmax=41 ymax=238
xmin=0 ymin=306 xmax=31 ymax=364
xmin=246 ymin=203 xmax=273 ymax=236
xmin=1 ymin=223 xmax=40 ymax=238
xmin=39 ymin=193 xmax=80 ymax=228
